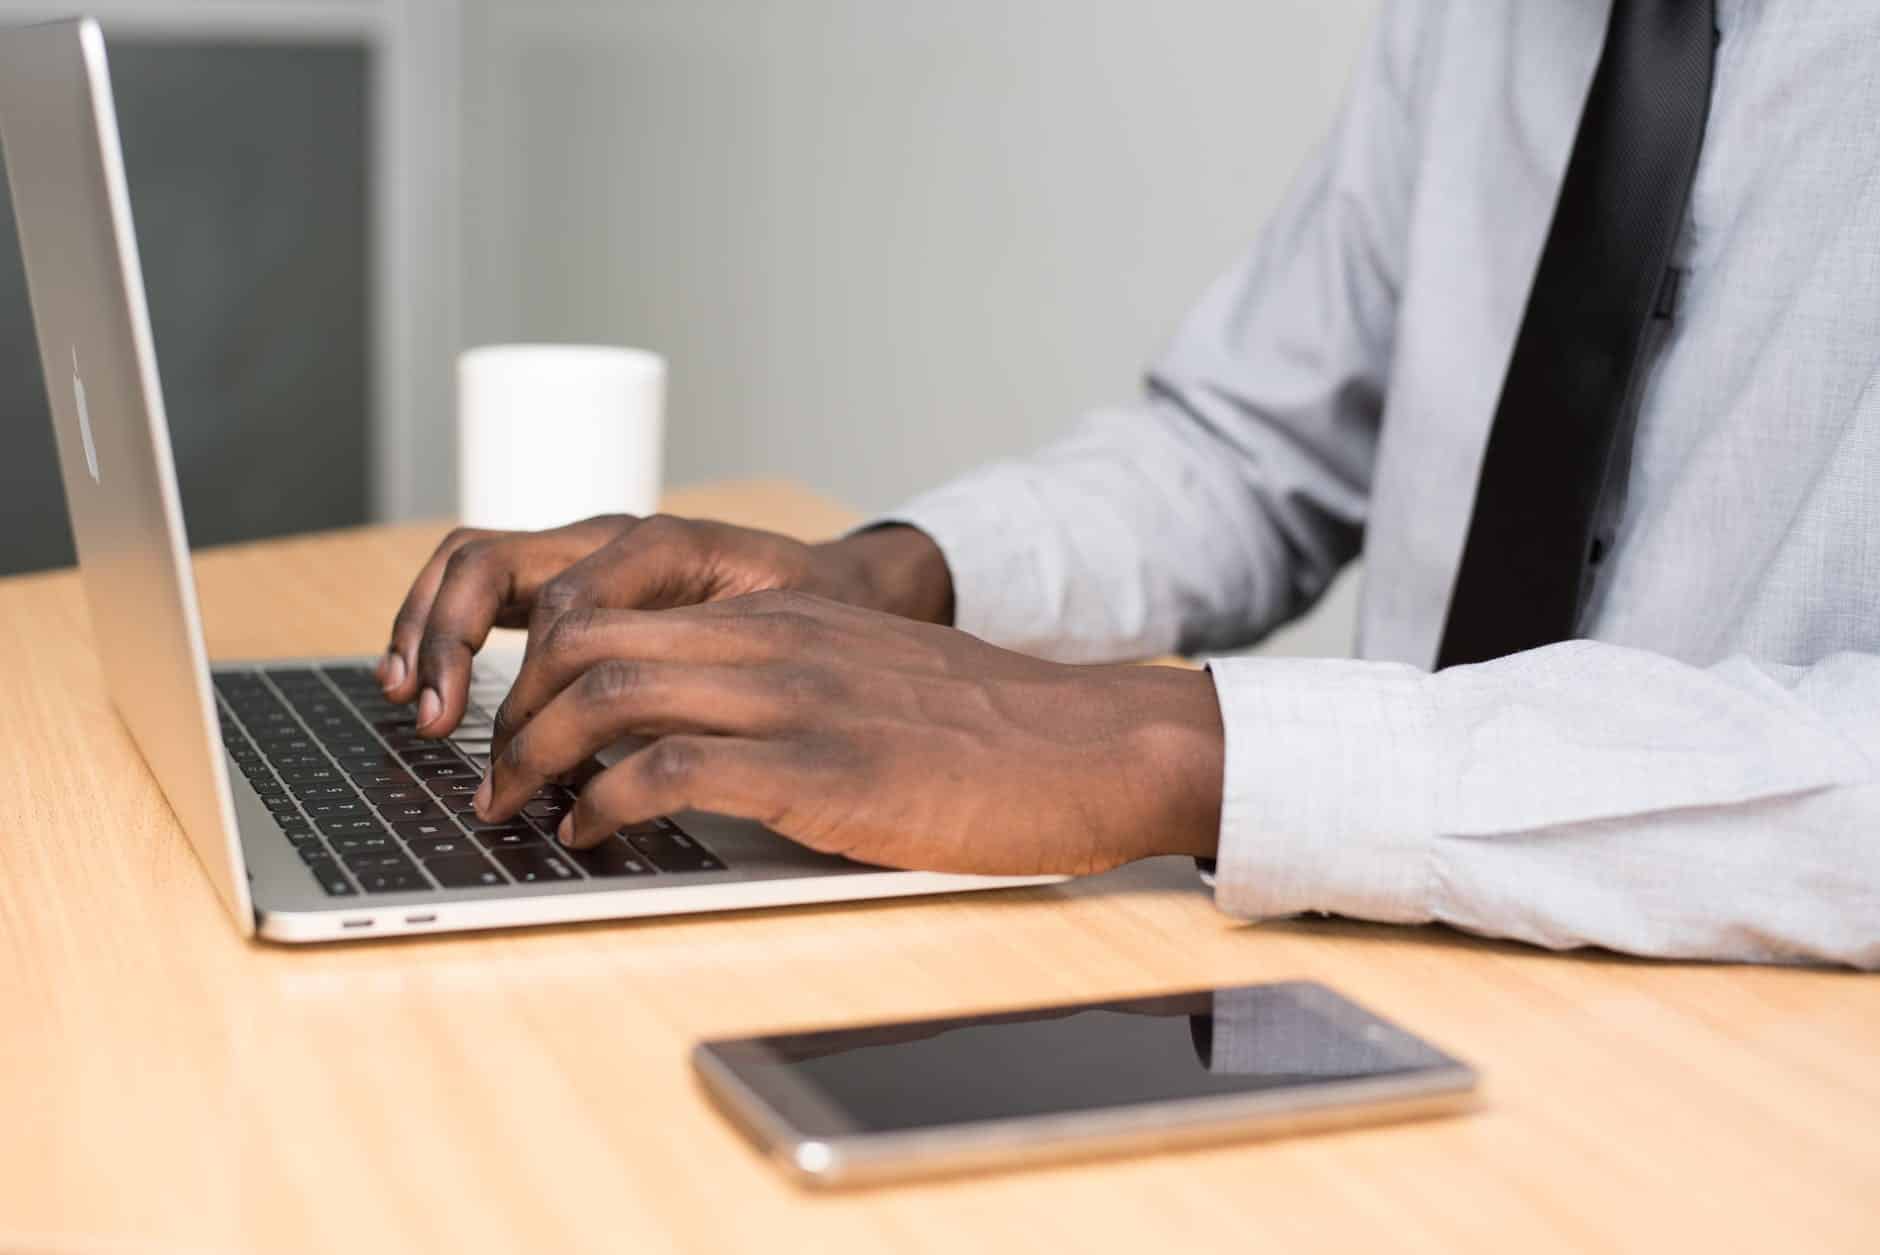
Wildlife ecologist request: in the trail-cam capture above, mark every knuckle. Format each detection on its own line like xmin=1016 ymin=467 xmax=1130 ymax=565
xmin=534 ymin=574 xmax=588 ymax=618
xmin=416 ymin=630 xmax=459 ymax=668
xmin=774 ymin=662 xmax=839 ymax=703
xmin=442 ymin=538 xmax=493 ymax=579
xmin=632 ymin=513 xmax=689 ymax=546
xmin=640 ymin=738 xmax=699 ymax=788
xmin=580 ymin=659 xmax=643 ymax=705
xmin=540 ymin=606 xmax=597 ymax=659
xmin=499 ymin=728 xmax=542 ymax=774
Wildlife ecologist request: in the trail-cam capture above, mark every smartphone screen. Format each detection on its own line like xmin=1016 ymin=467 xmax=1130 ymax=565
xmin=697 ymin=981 xmax=1475 ymax=1183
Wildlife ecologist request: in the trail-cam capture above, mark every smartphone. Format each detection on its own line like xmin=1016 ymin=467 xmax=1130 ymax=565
xmin=693 ymin=980 xmax=1478 ymax=1187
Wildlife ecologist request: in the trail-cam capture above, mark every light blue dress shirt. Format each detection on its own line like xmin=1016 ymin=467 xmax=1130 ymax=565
xmin=883 ymin=0 xmax=1880 ymax=967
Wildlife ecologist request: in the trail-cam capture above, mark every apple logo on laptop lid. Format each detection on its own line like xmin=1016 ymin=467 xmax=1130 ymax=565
xmin=72 ymin=345 xmax=100 ymax=483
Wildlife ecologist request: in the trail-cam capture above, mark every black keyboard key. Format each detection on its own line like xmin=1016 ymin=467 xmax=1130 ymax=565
xmin=424 ymin=852 xmax=506 ymax=888
xmin=266 ymin=666 xmax=324 ymax=686
xmin=304 ymin=857 xmax=356 ymax=896
xmin=261 ymin=796 xmax=299 ymax=815
xmin=492 ymin=846 xmax=579 ymax=883
xmin=271 ymin=752 xmax=330 ymax=771
xmin=459 ymin=814 xmax=533 ymax=833
xmin=363 ymin=785 xmax=432 ymax=807
xmin=428 ymin=778 xmax=479 ymax=799
xmin=316 ymin=815 xmax=386 ymax=838
xmin=522 ymin=796 xmax=572 ymax=820
xmin=625 ymin=824 xmax=725 ymax=873
xmin=321 ymin=665 xmax=377 ymax=686
xmin=357 ymin=867 xmax=432 ymax=894
xmin=338 ymin=752 xmax=405 ymax=775
xmin=392 ymin=818 xmax=461 ymax=842
xmin=347 ymin=774 xmax=410 ymax=795
xmin=255 ymin=735 xmax=318 ymax=756
xmin=397 ymin=745 xmax=461 ymax=766
xmin=373 ymin=715 xmax=420 ymax=733
xmin=406 ymin=833 xmax=481 ymax=859
xmin=343 ymin=850 xmax=417 ymax=874
xmin=378 ymin=800 xmax=445 ymax=824
xmin=303 ymin=798 xmax=369 ymax=820
xmin=302 ymin=714 xmax=367 ymax=739
xmin=280 ymin=765 xmax=344 ymax=786
xmin=472 ymin=827 xmax=539 ymax=850
xmin=414 ymin=762 xmax=476 ymax=782
xmin=278 ymin=818 xmax=313 ymax=837
xmin=567 ymin=840 xmax=654 ymax=878
xmin=329 ymin=832 xmax=398 ymax=855
xmin=290 ymin=782 xmax=359 ymax=804
xmin=378 ymin=730 xmax=430 ymax=752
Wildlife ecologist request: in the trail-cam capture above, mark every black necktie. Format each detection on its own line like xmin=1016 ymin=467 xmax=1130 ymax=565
xmin=1435 ymin=0 xmax=1717 ymax=669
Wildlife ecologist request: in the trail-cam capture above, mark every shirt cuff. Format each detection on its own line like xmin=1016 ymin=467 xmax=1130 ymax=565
xmin=1206 ymin=655 xmax=1441 ymax=925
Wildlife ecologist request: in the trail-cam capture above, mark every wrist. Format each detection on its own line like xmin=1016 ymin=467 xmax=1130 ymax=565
xmin=1114 ymin=665 xmax=1224 ymax=863
xmin=817 ymin=526 xmax=956 ymax=624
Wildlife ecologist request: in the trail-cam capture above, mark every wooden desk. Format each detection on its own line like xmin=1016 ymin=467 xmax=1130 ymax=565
xmin=2 ymin=480 xmax=1875 ymax=1254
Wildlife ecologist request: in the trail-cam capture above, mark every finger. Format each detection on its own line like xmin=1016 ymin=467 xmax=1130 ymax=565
xmin=556 ymin=735 xmax=819 ymax=849
xmin=524 ymin=515 xmax=716 ymax=628
xmin=490 ymin=593 xmax=833 ymax=759
xmin=497 ymin=519 xmax=715 ymax=732
xmin=478 ymin=660 xmax=813 ymax=819
xmin=412 ymin=523 xmax=625 ymax=734
xmin=383 ymin=528 xmax=494 ymax=702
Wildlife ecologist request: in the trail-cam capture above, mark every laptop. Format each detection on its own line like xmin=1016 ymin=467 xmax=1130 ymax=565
xmin=0 ymin=18 xmax=1064 ymax=942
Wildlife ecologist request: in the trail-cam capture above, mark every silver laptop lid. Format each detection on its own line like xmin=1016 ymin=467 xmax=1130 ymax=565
xmin=0 ymin=18 xmax=253 ymax=933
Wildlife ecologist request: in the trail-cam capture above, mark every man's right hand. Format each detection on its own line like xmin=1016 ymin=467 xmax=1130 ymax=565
xmin=378 ymin=514 xmax=954 ymax=737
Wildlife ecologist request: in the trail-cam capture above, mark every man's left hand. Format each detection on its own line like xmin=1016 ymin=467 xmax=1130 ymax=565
xmin=470 ymin=591 xmax=1224 ymax=876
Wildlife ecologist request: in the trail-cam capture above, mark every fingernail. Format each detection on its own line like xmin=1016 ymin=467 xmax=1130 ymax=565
xmin=472 ymin=776 xmax=492 ymax=819
xmin=382 ymin=653 xmax=406 ymax=691
xmin=557 ymin=815 xmax=575 ymax=846
xmin=417 ymin=687 xmax=441 ymax=728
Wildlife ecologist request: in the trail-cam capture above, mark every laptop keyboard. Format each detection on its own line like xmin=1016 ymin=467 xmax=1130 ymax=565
xmin=214 ymin=665 xmax=726 ymax=897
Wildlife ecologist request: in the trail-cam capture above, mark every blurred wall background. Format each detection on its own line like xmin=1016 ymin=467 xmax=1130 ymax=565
xmin=2 ymin=0 xmax=1376 ymax=654
xmin=464 ymin=0 xmax=1378 ymax=658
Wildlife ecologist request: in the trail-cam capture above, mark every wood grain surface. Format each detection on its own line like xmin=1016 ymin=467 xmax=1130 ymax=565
xmin=1 ymin=480 xmax=1874 ymax=1254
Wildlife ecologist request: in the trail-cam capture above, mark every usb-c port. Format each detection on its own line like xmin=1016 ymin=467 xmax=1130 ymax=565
xmin=404 ymin=913 xmax=437 ymax=925
xmin=341 ymin=918 xmax=372 ymax=930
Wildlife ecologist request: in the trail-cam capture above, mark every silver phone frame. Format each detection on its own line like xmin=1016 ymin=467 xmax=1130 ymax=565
xmin=692 ymin=981 xmax=1480 ymax=1188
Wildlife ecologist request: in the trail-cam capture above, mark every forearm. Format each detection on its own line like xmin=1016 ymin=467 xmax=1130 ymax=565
xmin=1207 ymin=644 xmax=1880 ymax=968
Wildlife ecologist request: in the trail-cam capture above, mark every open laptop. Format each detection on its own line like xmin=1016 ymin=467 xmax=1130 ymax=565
xmin=0 ymin=18 xmax=1063 ymax=942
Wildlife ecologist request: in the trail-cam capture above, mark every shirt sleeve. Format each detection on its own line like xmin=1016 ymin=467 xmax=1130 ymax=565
xmin=876 ymin=0 xmax=1433 ymax=663
xmin=1208 ymin=644 xmax=1880 ymax=968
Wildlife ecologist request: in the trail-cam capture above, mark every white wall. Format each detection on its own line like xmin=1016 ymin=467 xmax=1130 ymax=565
xmin=459 ymin=0 xmax=1378 ymax=655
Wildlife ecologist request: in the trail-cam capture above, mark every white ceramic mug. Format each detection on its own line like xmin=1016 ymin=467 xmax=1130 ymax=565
xmin=457 ymin=343 xmax=666 ymax=532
